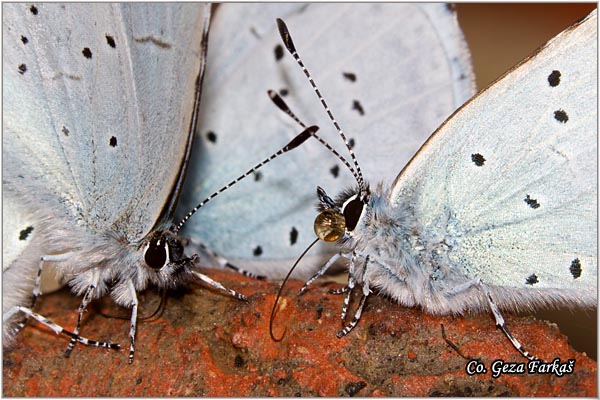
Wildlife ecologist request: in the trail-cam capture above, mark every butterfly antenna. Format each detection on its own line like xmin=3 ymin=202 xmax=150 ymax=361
xmin=268 ymin=90 xmax=360 ymax=183
xmin=276 ymin=18 xmax=366 ymax=193
xmin=270 ymin=238 xmax=320 ymax=342
xmin=174 ymin=125 xmax=318 ymax=232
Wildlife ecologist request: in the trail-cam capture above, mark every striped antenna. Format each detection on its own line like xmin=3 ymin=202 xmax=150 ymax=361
xmin=276 ymin=18 xmax=367 ymax=194
xmin=174 ymin=125 xmax=318 ymax=233
xmin=268 ymin=90 xmax=361 ymax=185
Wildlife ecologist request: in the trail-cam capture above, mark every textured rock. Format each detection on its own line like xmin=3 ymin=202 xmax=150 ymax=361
xmin=3 ymin=269 xmax=597 ymax=396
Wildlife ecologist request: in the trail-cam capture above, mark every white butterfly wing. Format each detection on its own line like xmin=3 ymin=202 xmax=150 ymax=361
xmin=3 ymin=3 xmax=207 ymax=242
xmin=391 ymin=10 xmax=597 ymax=307
xmin=179 ymin=3 xmax=475 ymax=278
xmin=3 ymin=3 xmax=209 ymax=339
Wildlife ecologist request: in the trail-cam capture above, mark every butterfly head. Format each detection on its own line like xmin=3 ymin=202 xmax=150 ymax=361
xmin=314 ymin=185 xmax=370 ymax=242
xmin=142 ymin=230 xmax=190 ymax=286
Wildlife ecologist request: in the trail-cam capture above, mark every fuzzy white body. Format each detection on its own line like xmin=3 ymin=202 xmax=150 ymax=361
xmin=325 ymin=10 xmax=597 ymax=323
xmin=2 ymin=3 xmax=210 ymax=348
xmin=346 ymin=183 xmax=596 ymax=317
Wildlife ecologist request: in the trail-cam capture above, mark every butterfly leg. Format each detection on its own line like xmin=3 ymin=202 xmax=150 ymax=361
xmin=340 ymin=252 xmax=358 ymax=321
xmin=2 ymin=305 xmax=120 ymax=351
xmin=337 ymin=255 xmax=372 ymax=338
xmin=126 ymin=281 xmax=138 ymax=364
xmin=196 ymin=241 xmax=266 ymax=280
xmin=445 ymin=279 xmax=538 ymax=361
xmin=13 ymin=253 xmax=73 ymax=336
xmin=298 ymin=253 xmax=341 ymax=295
xmin=477 ymin=280 xmax=538 ymax=361
xmin=64 ymin=275 xmax=99 ymax=357
xmin=191 ymin=270 xmax=247 ymax=301
xmin=329 ymin=286 xmax=350 ymax=295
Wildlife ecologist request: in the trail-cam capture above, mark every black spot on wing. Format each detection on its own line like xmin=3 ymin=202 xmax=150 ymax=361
xmin=62 ymin=126 xmax=69 ymax=136
xmin=21 ymin=35 xmax=28 ymax=44
xmin=253 ymin=246 xmax=263 ymax=257
xmin=274 ymin=44 xmax=284 ymax=61
xmin=29 ymin=5 xmax=38 ymax=15
xmin=82 ymin=47 xmax=92 ymax=59
xmin=348 ymin=138 xmax=355 ymax=149
xmin=279 ymin=88 xmax=289 ymax=97
xmin=570 ymin=258 xmax=582 ymax=279
xmin=554 ymin=109 xmax=568 ymax=123
xmin=343 ymin=72 xmax=357 ymax=82
xmin=471 ymin=153 xmax=485 ymax=166
xmin=254 ymin=171 xmax=262 ymax=182
xmin=206 ymin=131 xmax=217 ymax=143
xmin=524 ymin=195 xmax=540 ymax=209
xmin=106 ymin=34 xmax=116 ymax=48
xmin=352 ymin=100 xmax=364 ymax=116
xmin=18 ymin=64 xmax=27 ymax=75
xmin=290 ymin=227 xmax=298 ymax=245
xmin=330 ymin=164 xmax=340 ymax=178
xmin=53 ymin=72 xmax=81 ymax=81
xmin=548 ymin=70 xmax=561 ymax=87
xmin=19 ymin=226 xmax=34 ymax=240
xmin=525 ymin=274 xmax=538 ymax=285
xmin=109 ymin=136 xmax=117 ymax=147
xmin=248 ymin=26 xmax=261 ymax=39
xmin=134 ymin=36 xmax=171 ymax=49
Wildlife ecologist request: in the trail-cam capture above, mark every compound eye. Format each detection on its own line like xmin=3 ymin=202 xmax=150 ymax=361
xmin=144 ymin=237 xmax=167 ymax=270
xmin=314 ymin=209 xmax=346 ymax=242
xmin=343 ymin=197 xmax=364 ymax=231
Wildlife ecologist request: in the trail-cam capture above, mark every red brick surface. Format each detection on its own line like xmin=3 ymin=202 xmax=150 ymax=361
xmin=3 ymin=269 xmax=597 ymax=396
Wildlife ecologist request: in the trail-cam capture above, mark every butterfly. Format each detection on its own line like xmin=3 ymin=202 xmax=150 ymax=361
xmin=177 ymin=3 xmax=476 ymax=279
xmin=271 ymin=9 xmax=597 ymax=360
xmin=2 ymin=3 xmax=248 ymax=363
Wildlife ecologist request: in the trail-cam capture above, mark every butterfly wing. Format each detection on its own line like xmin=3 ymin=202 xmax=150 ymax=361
xmin=179 ymin=3 xmax=475 ymax=278
xmin=3 ymin=3 xmax=208 ymax=243
xmin=391 ymin=10 xmax=597 ymax=309
xmin=3 ymin=4 xmax=209 ymax=338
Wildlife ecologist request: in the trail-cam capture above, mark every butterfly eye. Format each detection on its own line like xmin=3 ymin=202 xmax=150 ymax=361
xmin=314 ymin=209 xmax=346 ymax=242
xmin=343 ymin=197 xmax=364 ymax=231
xmin=144 ymin=237 xmax=168 ymax=270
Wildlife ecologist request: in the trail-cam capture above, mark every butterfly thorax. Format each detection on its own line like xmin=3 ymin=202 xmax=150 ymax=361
xmin=52 ymin=221 xmax=193 ymax=308
xmin=346 ymin=184 xmax=480 ymax=314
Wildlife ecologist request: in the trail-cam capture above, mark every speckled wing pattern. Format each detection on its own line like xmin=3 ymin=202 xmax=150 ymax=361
xmin=178 ymin=3 xmax=475 ymax=278
xmin=391 ymin=10 xmax=597 ymax=309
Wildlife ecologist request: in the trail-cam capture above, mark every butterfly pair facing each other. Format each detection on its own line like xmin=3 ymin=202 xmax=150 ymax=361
xmin=3 ymin=3 xmax=597 ymax=364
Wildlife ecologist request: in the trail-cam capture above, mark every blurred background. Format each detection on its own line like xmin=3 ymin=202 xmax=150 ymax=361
xmin=456 ymin=3 xmax=597 ymax=360
xmin=457 ymin=3 xmax=596 ymax=88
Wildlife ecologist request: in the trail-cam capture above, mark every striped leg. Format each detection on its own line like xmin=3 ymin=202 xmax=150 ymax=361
xmin=298 ymin=253 xmax=341 ymax=295
xmin=3 ymin=305 xmax=120 ymax=351
xmin=337 ymin=294 xmax=367 ymax=338
xmin=329 ymin=286 xmax=350 ymax=295
xmin=478 ymin=280 xmax=538 ymax=361
xmin=337 ymin=255 xmax=371 ymax=337
xmin=126 ymin=281 xmax=138 ymax=364
xmin=64 ymin=283 xmax=96 ymax=357
xmin=14 ymin=253 xmax=73 ymax=335
xmin=444 ymin=278 xmax=538 ymax=361
xmin=196 ymin=241 xmax=266 ymax=280
xmin=340 ymin=252 xmax=357 ymax=321
xmin=191 ymin=271 xmax=247 ymax=301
